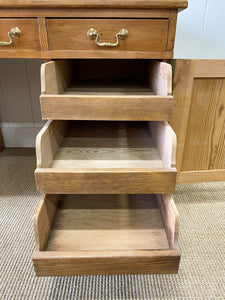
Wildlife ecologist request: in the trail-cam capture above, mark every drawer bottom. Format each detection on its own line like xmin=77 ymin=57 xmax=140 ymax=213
xmin=33 ymin=194 xmax=180 ymax=276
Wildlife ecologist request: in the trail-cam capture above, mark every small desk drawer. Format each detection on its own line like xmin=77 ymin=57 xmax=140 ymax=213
xmin=0 ymin=19 xmax=40 ymax=50
xmin=33 ymin=193 xmax=180 ymax=276
xmin=35 ymin=120 xmax=177 ymax=194
xmin=40 ymin=59 xmax=173 ymax=121
xmin=47 ymin=18 xmax=169 ymax=52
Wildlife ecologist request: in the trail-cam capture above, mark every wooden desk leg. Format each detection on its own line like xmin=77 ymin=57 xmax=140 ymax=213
xmin=0 ymin=128 xmax=4 ymax=151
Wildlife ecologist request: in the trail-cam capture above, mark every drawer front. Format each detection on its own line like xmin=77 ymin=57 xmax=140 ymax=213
xmin=47 ymin=19 xmax=169 ymax=52
xmin=35 ymin=169 xmax=177 ymax=194
xmin=40 ymin=95 xmax=173 ymax=121
xmin=0 ymin=19 xmax=40 ymax=50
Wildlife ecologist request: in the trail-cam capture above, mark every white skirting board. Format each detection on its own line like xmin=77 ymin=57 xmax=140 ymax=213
xmin=1 ymin=127 xmax=42 ymax=147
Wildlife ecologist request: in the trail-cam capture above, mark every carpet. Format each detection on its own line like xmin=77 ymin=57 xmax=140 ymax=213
xmin=1 ymin=148 xmax=225 ymax=299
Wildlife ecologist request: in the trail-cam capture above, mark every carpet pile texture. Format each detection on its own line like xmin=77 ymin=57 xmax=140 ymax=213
xmin=1 ymin=148 xmax=225 ymax=299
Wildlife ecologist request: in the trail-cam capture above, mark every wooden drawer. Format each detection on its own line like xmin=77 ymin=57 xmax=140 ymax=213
xmin=40 ymin=59 xmax=173 ymax=121
xmin=35 ymin=120 xmax=177 ymax=194
xmin=33 ymin=193 xmax=180 ymax=276
xmin=47 ymin=18 xmax=170 ymax=57
xmin=0 ymin=19 xmax=40 ymax=51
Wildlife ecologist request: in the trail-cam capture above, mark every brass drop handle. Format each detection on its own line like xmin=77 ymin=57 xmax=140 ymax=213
xmin=87 ymin=28 xmax=129 ymax=47
xmin=0 ymin=27 xmax=21 ymax=46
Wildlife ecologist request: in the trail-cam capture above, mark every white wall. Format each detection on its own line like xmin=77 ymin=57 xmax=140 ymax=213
xmin=0 ymin=59 xmax=44 ymax=147
xmin=174 ymin=0 xmax=225 ymax=58
xmin=0 ymin=0 xmax=225 ymax=147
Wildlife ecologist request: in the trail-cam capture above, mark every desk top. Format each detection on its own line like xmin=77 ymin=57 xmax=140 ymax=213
xmin=0 ymin=0 xmax=188 ymax=9
xmin=0 ymin=0 xmax=188 ymax=59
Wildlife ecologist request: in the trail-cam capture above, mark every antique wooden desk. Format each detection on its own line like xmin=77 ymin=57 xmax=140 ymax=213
xmin=0 ymin=0 xmax=188 ymax=276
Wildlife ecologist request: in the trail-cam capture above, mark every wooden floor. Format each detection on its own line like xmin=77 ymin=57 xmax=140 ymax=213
xmin=45 ymin=194 xmax=169 ymax=252
xmin=50 ymin=121 xmax=163 ymax=169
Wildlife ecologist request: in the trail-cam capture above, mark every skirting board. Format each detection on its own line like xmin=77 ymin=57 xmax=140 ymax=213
xmin=1 ymin=127 xmax=42 ymax=147
xmin=178 ymin=170 xmax=225 ymax=184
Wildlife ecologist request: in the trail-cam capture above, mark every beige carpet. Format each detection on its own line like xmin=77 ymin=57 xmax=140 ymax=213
xmin=1 ymin=148 xmax=225 ymax=300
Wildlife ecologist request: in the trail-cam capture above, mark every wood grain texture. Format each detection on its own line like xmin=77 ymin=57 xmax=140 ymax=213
xmin=47 ymin=19 xmax=169 ymax=52
xmin=171 ymin=60 xmax=196 ymax=173
xmin=41 ymin=60 xmax=72 ymax=94
xmin=35 ymin=168 xmax=176 ymax=194
xmin=0 ymin=19 xmax=40 ymax=51
xmin=182 ymin=78 xmax=225 ymax=171
xmin=0 ymin=8 xmax=172 ymax=18
xmin=0 ymin=49 xmax=173 ymax=59
xmin=33 ymin=249 xmax=180 ymax=276
xmin=172 ymin=60 xmax=225 ymax=184
xmin=35 ymin=120 xmax=177 ymax=194
xmin=42 ymin=59 xmax=158 ymax=89
xmin=167 ymin=10 xmax=177 ymax=51
xmin=157 ymin=194 xmax=179 ymax=249
xmin=40 ymin=95 xmax=173 ymax=121
xmin=0 ymin=0 xmax=188 ymax=9
xmin=195 ymin=60 xmax=225 ymax=78
xmin=0 ymin=6 xmax=181 ymax=58
xmin=40 ymin=59 xmax=173 ymax=120
xmin=42 ymin=59 xmax=172 ymax=95
xmin=178 ymin=169 xmax=225 ymax=184
xmin=37 ymin=121 xmax=164 ymax=168
xmin=36 ymin=120 xmax=69 ymax=168
xmin=46 ymin=194 xmax=169 ymax=251
xmin=33 ymin=193 xmax=180 ymax=276
xmin=34 ymin=194 xmax=60 ymax=251
xmin=37 ymin=17 xmax=48 ymax=51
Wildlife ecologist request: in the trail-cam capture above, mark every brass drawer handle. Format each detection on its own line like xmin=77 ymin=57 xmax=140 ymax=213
xmin=87 ymin=28 xmax=129 ymax=47
xmin=0 ymin=27 xmax=21 ymax=46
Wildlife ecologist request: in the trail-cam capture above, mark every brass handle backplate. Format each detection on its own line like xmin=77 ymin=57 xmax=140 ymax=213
xmin=87 ymin=28 xmax=129 ymax=47
xmin=0 ymin=27 xmax=21 ymax=46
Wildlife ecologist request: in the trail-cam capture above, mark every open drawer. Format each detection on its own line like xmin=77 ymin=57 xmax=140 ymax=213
xmin=35 ymin=120 xmax=177 ymax=194
xmin=40 ymin=59 xmax=173 ymax=121
xmin=33 ymin=193 xmax=180 ymax=276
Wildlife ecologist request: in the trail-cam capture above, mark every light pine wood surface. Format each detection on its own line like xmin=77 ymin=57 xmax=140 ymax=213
xmin=33 ymin=249 xmax=180 ymax=276
xmin=172 ymin=60 xmax=225 ymax=183
xmin=33 ymin=193 xmax=180 ymax=276
xmin=40 ymin=59 xmax=173 ymax=121
xmin=35 ymin=121 xmax=177 ymax=194
xmin=0 ymin=4 xmax=184 ymax=59
xmin=40 ymin=95 xmax=173 ymax=121
xmin=194 ymin=60 xmax=225 ymax=78
xmin=47 ymin=19 xmax=169 ymax=52
xmin=0 ymin=8 xmax=173 ymax=18
xmin=34 ymin=194 xmax=60 ymax=251
xmin=182 ymin=78 xmax=225 ymax=171
xmin=46 ymin=194 xmax=169 ymax=251
xmin=0 ymin=0 xmax=188 ymax=9
xmin=0 ymin=19 xmax=40 ymax=51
